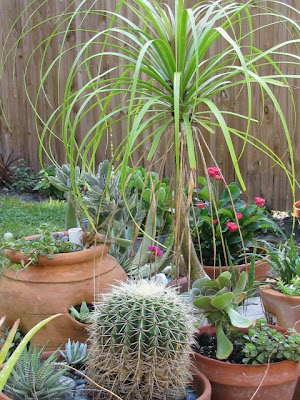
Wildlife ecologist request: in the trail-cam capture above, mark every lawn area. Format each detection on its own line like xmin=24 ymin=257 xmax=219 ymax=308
xmin=0 ymin=195 xmax=66 ymax=269
xmin=0 ymin=196 xmax=66 ymax=238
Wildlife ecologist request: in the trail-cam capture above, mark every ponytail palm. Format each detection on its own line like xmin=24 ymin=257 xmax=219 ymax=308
xmin=3 ymin=0 xmax=300 ymax=280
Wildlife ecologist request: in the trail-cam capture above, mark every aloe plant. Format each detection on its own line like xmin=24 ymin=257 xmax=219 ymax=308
xmin=191 ymin=271 xmax=253 ymax=359
xmin=0 ymin=314 xmax=61 ymax=392
xmin=2 ymin=0 xmax=299 ymax=280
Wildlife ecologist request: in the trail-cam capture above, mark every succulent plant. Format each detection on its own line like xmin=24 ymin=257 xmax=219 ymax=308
xmin=3 ymin=345 xmax=69 ymax=399
xmin=48 ymin=164 xmax=81 ymax=230
xmin=86 ymin=280 xmax=195 ymax=400
xmin=69 ymin=301 xmax=92 ymax=324
xmin=59 ymin=339 xmax=88 ymax=366
xmin=191 ymin=271 xmax=253 ymax=360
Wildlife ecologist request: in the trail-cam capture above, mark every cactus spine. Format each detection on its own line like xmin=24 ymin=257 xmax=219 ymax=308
xmin=86 ymin=280 xmax=195 ymax=400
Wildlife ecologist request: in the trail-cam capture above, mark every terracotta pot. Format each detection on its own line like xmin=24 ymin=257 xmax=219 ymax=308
xmin=259 ymin=285 xmax=300 ymax=332
xmin=193 ymin=325 xmax=300 ymax=400
xmin=0 ymin=234 xmax=127 ymax=350
xmin=168 ymin=276 xmax=190 ymax=293
xmin=294 ymin=201 xmax=300 ymax=219
xmin=203 ymin=247 xmax=270 ymax=281
xmin=191 ymin=366 xmax=212 ymax=400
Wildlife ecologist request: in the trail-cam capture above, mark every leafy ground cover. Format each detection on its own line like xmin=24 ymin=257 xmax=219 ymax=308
xmin=0 ymin=195 xmax=66 ymax=269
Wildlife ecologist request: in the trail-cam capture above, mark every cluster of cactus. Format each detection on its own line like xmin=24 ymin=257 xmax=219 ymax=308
xmin=59 ymin=339 xmax=88 ymax=367
xmin=3 ymin=345 xmax=69 ymax=399
xmin=190 ymin=271 xmax=253 ymax=359
xmin=86 ymin=280 xmax=195 ymax=400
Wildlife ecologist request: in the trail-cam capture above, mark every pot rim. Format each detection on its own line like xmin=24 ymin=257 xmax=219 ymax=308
xmin=259 ymin=284 xmax=300 ymax=300
xmin=191 ymin=365 xmax=212 ymax=400
xmin=203 ymin=246 xmax=268 ymax=269
xmin=5 ymin=232 xmax=110 ymax=266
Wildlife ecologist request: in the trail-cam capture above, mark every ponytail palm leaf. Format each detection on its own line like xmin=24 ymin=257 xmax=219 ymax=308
xmin=3 ymin=0 xmax=299 ymax=279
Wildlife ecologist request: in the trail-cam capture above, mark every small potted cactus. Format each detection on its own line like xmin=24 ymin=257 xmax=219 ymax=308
xmin=85 ymin=280 xmax=211 ymax=400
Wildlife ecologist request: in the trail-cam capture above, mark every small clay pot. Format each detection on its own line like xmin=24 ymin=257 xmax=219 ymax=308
xmin=259 ymin=285 xmax=300 ymax=332
xmin=191 ymin=366 xmax=212 ymax=400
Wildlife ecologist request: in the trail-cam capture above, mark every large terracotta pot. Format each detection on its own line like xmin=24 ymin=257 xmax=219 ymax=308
xmin=0 ymin=234 xmax=127 ymax=350
xmin=203 ymin=247 xmax=270 ymax=281
xmin=193 ymin=325 xmax=300 ymax=400
xmin=259 ymin=285 xmax=300 ymax=332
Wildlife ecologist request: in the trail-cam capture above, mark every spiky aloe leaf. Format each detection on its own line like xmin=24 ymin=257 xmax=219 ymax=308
xmin=216 ymin=321 xmax=233 ymax=360
xmin=211 ymin=292 xmax=234 ymax=311
xmin=225 ymin=306 xmax=253 ymax=328
xmin=193 ymin=296 xmax=214 ymax=311
xmin=0 ymin=318 xmax=20 ymax=365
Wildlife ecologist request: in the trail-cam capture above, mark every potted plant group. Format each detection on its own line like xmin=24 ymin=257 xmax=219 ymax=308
xmin=187 ymin=271 xmax=300 ymax=400
xmin=2 ymin=0 xmax=297 ymax=285
xmin=2 ymin=282 xmax=212 ymax=400
xmin=259 ymin=236 xmax=300 ymax=332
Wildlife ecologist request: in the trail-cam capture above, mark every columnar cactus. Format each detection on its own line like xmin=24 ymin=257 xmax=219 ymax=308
xmin=86 ymin=280 xmax=195 ymax=400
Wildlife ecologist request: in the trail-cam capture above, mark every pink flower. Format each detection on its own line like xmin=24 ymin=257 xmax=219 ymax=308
xmin=207 ymin=167 xmax=222 ymax=178
xmin=196 ymin=201 xmax=206 ymax=209
xmin=227 ymin=222 xmax=238 ymax=232
xmin=213 ymin=219 xmax=218 ymax=224
xmin=215 ymin=174 xmax=222 ymax=180
xmin=148 ymin=245 xmax=163 ymax=257
xmin=236 ymin=212 xmax=243 ymax=220
xmin=255 ymin=197 xmax=265 ymax=207
xmin=245 ymin=203 xmax=249 ymax=207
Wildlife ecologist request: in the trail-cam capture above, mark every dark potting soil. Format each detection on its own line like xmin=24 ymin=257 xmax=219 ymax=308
xmin=193 ymin=332 xmax=245 ymax=364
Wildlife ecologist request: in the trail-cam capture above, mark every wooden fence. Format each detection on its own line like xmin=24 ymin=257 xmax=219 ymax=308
xmin=0 ymin=0 xmax=299 ymax=210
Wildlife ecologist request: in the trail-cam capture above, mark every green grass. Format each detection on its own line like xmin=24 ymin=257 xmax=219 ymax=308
xmin=0 ymin=196 xmax=66 ymax=269
xmin=0 ymin=196 xmax=66 ymax=238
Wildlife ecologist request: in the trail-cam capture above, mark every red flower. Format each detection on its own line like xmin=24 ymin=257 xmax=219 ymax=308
xmin=227 ymin=222 xmax=238 ymax=232
xmin=196 ymin=201 xmax=206 ymax=209
xmin=236 ymin=212 xmax=243 ymax=220
xmin=207 ymin=167 xmax=222 ymax=178
xmin=213 ymin=219 xmax=218 ymax=224
xmin=255 ymin=197 xmax=265 ymax=207
xmin=215 ymin=174 xmax=222 ymax=180
xmin=148 ymin=245 xmax=163 ymax=257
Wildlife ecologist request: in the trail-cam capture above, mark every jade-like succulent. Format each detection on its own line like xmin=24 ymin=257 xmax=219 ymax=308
xmin=191 ymin=271 xmax=253 ymax=360
xmin=85 ymin=280 xmax=195 ymax=400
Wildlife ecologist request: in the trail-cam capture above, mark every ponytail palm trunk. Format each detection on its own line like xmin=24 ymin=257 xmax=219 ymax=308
xmin=4 ymin=0 xmax=300 ymax=281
